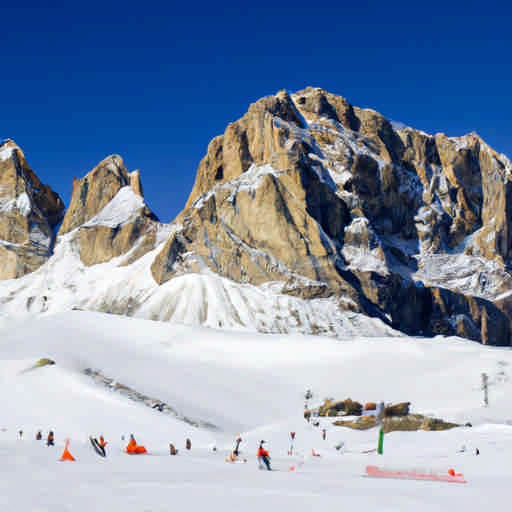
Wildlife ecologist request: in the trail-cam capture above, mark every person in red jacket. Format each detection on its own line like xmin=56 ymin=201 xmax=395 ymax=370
xmin=257 ymin=440 xmax=271 ymax=470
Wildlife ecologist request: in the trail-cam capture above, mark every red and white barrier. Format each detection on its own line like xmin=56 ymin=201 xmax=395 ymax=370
xmin=365 ymin=465 xmax=467 ymax=483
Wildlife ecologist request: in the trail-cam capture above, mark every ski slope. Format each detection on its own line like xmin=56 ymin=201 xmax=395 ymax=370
xmin=0 ymin=311 xmax=512 ymax=511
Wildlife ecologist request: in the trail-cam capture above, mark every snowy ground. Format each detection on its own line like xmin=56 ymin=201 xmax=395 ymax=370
xmin=1 ymin=311 xmax=511 ymax=511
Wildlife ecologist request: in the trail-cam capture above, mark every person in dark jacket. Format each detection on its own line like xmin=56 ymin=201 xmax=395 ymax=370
xmin=233 ymin=435 xmax=242 ymax=456
xmin=47 ymin=431 xmax=54 ymax=446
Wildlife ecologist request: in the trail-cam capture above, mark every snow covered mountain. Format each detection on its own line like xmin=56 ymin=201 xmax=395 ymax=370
xmin=1 ymin=88 xmax=512 ymax=344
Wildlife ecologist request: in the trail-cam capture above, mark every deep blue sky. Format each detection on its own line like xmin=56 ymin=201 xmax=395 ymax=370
xmin=1 ymin=1 xmax=511 ymax=222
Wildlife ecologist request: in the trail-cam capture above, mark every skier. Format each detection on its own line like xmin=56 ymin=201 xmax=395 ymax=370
xmin=233 ymin=435 xmax=242 ymax=457
xmin=47 ymin=431 xmax=54 ymax=446
xmin=185 ymin=438 xmax=192 ymax=450
xmin=289 ymin=432 xmax=295 ymax=455
xmin=257 ymin=440 xmax=271 ymax=470
xmin=169 ymin=443 xmax=178 ymax=455
xmin=89 ymin=435 xmax=107 ymax=457
xmin=35 ymin=430 xmax=42 ymax=441
xmin=18 ymin=429 xmax=23 ymax=439
xmin=322 ymin=428 xmax=326 ymax=441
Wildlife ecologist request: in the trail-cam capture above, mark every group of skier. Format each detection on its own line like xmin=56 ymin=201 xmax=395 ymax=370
xmin=225 ymin=435 xmax=273 ymax=470
xmin=227 ymin=430 xmax=329 ymax=470
xmin=31 ymin=429 xmax=55 ymax=446
xmin=20 ymin=428 xmax=109 ymax=453
xmin=168 ymin=438 xmax=191 ymax=455
xmin=15 ymin=427 xmax=328 ymax=470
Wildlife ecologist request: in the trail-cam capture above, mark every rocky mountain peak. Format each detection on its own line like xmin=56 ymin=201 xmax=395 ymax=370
xmin=128 ymin=169 xmax=144 ymax=197
xmin=151 ymin=88 xmax=512 ymax=345
xmin=0 ymin=139 xmax=21 ymax=158
xmin=57 ymin=154 xmax=160 ymax=267
xmin=59 ymin=155 xmax=140 ymax=235
xmin=184 ymin=89 xmax=308 ymax=209
xmin=0 ymin=139 xmax=64 ymax=279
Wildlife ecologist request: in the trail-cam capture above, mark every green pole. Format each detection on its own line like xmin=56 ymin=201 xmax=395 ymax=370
xmin=377 ymin=428 xmax=384 ymax=454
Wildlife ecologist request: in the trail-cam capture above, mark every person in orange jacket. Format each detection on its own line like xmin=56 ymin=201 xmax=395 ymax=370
xmin=47 ymin=431 xmax=54 ymax=447
xmin=257 ymin=440 xmax=271 ymax=470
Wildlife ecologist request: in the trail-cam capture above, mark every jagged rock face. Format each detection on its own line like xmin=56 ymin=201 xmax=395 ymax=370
xmin=154 ymin=166 xmax=350 ymax=287
xmin=152 ymin=87 xmax=512 ymax=345
xmin=0 ymin=140 xmax=64 ymax=279
xmin=60 ymin=155 xmax=143 ymax=234
xmin=59 ymin=155 xmax=159 ymax=266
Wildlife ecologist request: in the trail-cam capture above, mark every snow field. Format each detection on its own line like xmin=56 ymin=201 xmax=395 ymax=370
xmin=0 ymin=311 xmax=512 ymax=510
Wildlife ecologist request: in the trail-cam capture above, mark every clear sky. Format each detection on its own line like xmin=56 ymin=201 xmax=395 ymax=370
xmin=1 ymin=1 xmax=511 ymax=222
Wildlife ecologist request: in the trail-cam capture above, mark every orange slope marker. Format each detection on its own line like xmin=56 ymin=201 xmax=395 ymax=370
xmin=60 ymin=439 xmax=76 ymax=461
xmin=126 ymin=438 xmax=147 ymax=454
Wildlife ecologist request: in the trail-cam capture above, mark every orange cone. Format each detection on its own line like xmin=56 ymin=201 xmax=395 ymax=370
xmin=60 ymin=439 xmax=76 ymax=461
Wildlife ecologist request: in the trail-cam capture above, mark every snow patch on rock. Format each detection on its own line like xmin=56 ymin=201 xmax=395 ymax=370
xmin=15 ymin=192 xmax=31 ymax=217
xmin=0 ymin=145 xmax=16 ymax=162
xmin=192 ymin=164 xmax=285 ymax=209
xmin=83 ymin=186 xmax=145 ymax=228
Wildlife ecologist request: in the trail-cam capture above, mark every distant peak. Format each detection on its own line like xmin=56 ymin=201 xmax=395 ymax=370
xmin=88 ymin=154 xmax=125 ymax=176
xmin=0 ymin=138 xmax=17 ymax=148
xmin=0 ymin=139 xmax=23 ymax=161
xmin=276 ymin=88 xmax=290 ymax=100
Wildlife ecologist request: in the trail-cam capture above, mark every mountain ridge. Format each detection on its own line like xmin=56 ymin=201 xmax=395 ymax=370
xmin=1 ymin=88 xmax=512 ymax=345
